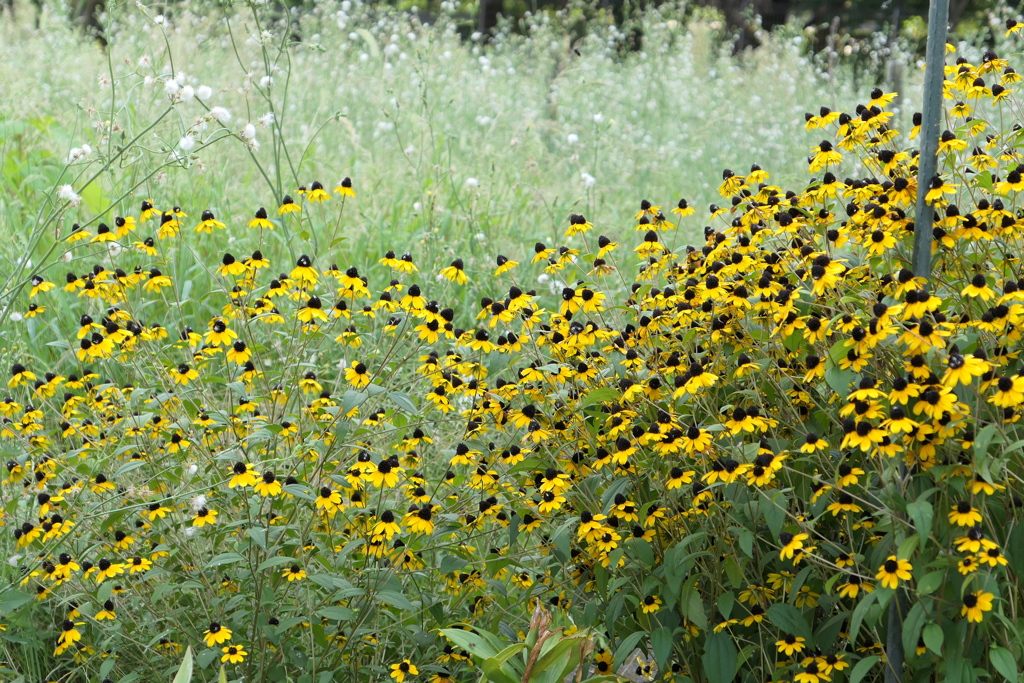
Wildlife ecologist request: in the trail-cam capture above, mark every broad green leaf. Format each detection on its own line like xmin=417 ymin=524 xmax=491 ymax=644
xmin=205 ymin=552 xmax=245 ymax=568
xmin=377 ymin=590 xmax=416 ymax=611
xmin=388 ymin=391 xmax=418 ymax=414
xmin=701 ymin=632 xmax=737 ymax=683
xmin=651 ymin=627 xmax=674 ymax=670
xmin=922 ymin=623 xmax=943 ymax=655
xmin=848 ymin=592 xmax=877 ymax=646
xmin=439 ymin=555 xmax=468 ymax=575
xmin=612 ymin=630 xmax=646 ymax=668
xmin=172 ymin=646 xmax=194 ymax=683
xmin=849 ymin=655 xmax=879 ymax=683
xmin=440 ymin=628 xmax=502 ymax=661
xmin=901 ymin=602 xmax=927 ymax=657
xmin=990 ymin=646 xmax=1018 ymax=682
xmin=257 ymin=555 xmax=298 ymax=571
xmin=906 ymin=500 xmax=933 ymax=549
xmin=317 ymin=606 xmax=355 ymax=622
xmin=767 ymin=603 xmax=812 ymax=643
xmin=0 ymin=589 xmax=34 ymax=615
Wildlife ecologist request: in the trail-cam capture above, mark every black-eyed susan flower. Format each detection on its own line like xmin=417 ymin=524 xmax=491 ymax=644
xmin=948 ymin=501 xmax=983 ymax=527
xmin=390 ymin=660 xmax=418 ymax=682
xmin=254 ymin=471 xmax=282 ymax=497
xmin=876 ymin=556 xmax=912 ymax=589
xmin=439 ymin=258 xmax=468 ymax=285
xmin=193 ymin=507 xmax=218 ymax=527
xmin=961 ymin=590 xmax=994 ymax=623
xmin=194 ymin=209 xmax=226 ymax=233
xmin=640 ymin=595 xmax=662 ymax=614
xmin=278 ymin=194 xmax=300 ymax=214
xmin=248 ymin=207 xmax=273 ymax=229
xmin=203 ymin=623 xmax=232 ymax=647
xmin=221 ymin=644 xmax=247 ymax=664
xmin=334 ymin=176 xmax=356 ymax=197
xmin=282 ymin=564 xmax=307 ymax=581
xmin=776 ymin=634 xmax=806 ymax=657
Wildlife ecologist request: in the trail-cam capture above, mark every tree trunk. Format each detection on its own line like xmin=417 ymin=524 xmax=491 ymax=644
xmin=477 ymin=0 xmax=501 ymax=37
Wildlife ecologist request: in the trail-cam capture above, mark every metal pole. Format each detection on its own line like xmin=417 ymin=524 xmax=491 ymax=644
xmin=911 ymin=0 xmax=950 ymax=280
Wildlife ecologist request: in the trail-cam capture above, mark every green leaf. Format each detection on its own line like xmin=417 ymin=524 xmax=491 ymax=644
xmin=246 ymin=527 xmax=267 ymax=550
xmin=824 ymin=365 xmax=853 ymax=399
xmin=612 ymin=630 xmax=646 ymax=668
xmin=317 ymin=606 xmax=355 ymax=622
xmin=990 ymin=646 xmax=1018 ymax=682
xmin=848 ymin=592 xmax=877 ymax=646
xmin=762 ymin=492 xmax=786 ymax=540
xmin=849 ymin=655 xmax=879 ymax=683
xmin=172 ymin=646 xmax=194 ymax=683
xmin=377 ymin=591 xmax=416 ymax=611
xmin=388 ymin=391 xmax=418 ymax=414
xmin=481 ymin=657 xmax=521 ymax=683
xmin=439 ymin=555 xmax=468 ymax=575
xmin=0 ymin=589 xmax=34 ymax=616
xmin=917 ymin=570 xmax=945 ymax=595
xmin=906 ymin=500 xmax=933 ymax=549
xmin=440 ymin=628 xmax=501 ymax=661
xmin=258 ymin=556 xmax=299 ymax=571
xmin=534 ymin=637 xmax=586 ymax=678
xmin=767 ymin=603 xmax=812 ymax=642
xmin=1009 ymin=523 xmax=1024 ymax=578
xmin=487 ymin=643 xmax=527 ymax=673
xmin=651 ymin=627 xmax=674 ymax=670
xmin=901 ymin=602 xmax=927 ymax=658
xmin=922 ymin=623 xmax=943 ymax=655
xmin=206 ymin=552 xmax=245 ymax=568
xmin=219 ymin=665 xmax=228 ymax=683
xmin=701 ymin=632 xmax=737 ymax=683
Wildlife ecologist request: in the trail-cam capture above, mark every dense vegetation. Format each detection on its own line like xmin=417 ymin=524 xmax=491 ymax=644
xmin=3 ymin=3 xmax=1024 ymax=683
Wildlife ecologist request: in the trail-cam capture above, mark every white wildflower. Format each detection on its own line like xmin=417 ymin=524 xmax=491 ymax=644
xmin=210 ymin=106 xmax=232 ymax=123
xmin=138 ymin=54 xmax=151 ymax=68
xmin=184 ymin=526 xmax=199 ymax=538
xmin=593 ymin=113 xmax=604 ymax=123
xmin=178 ymin=85 xmax=195 ymax=102
xmin=178 ymin=135 xmax=196 ymax=151
xmin=107 ymin=242 xmax=122 ymax=258
xmin=464 ymin=177 xmax=479 ymax=188
xmin=260 ymin=75 xmax=274 ymax=88
xmin=190 ymin=494 xmax=207 ymax=511
xmin=97 ymin=75 xmax=111 ymax=88
xmin=9 ymin=312 xmax=23 ymax=322
xmin=581 ymin=172 xmax=596 ymax=188
xmin=164 ymin=79 xmax=180 ymax=96
xmin=57 ymin=184 xmax=82 ymax=206
xmin=567 ymin=133 xmax=579 ymax=144
xmin=196 ymin=84 xmax=213 ymax=100
xmin=257 ymin=112 xmax=275 ymax=127
xmin=144 ymin=76 xmax=156 ymax=88
xmin=153 ymin=13 xmax=165 ymax=24
xmin=242 ymin=123 xmax=257 ymax=140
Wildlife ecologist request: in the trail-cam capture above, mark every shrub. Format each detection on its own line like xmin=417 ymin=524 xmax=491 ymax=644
xmin=3 ymin=6 xmax=1024 ymax=683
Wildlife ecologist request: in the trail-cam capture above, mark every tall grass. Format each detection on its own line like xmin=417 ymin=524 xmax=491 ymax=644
xmin=0 ymin=0 xmax=881 ymax=275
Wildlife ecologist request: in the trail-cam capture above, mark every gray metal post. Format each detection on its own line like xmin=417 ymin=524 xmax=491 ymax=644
xmin=911 ymin=0 xmax=950 ymax=280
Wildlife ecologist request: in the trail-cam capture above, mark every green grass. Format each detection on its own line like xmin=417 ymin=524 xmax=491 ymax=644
xmin=0 ymin=0 xmax=883 ymax=285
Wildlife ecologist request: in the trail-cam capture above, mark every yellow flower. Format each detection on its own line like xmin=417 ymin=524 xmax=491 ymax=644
xmin=391 ymin=661 xmax=419 ymax=682
xmin=876 ymin=556 xmax=912 ymax=590
xmin=439 ymin=259 xmax=468 ymax=285
xmin=221 ymin=644 xmax=248 ymax=664
xmin=961 ymin=590 xmax=994 ymax=623
xmin=776 ymin=634 xmax=806 ymax=656
xmin=203 ymin=623 xmax=232 ymax=647
xmin=282 ymin=565 xmax=307 ymax=581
